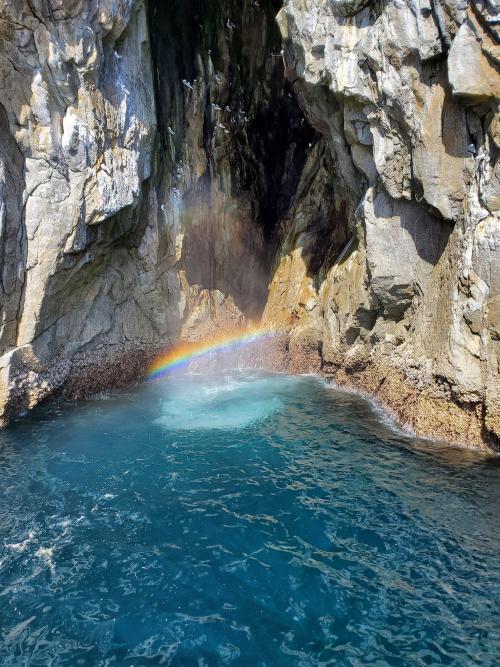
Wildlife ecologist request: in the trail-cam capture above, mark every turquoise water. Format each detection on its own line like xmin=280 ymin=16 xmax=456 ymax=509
xmin=0 ymin=371 xmax=499 ymax=666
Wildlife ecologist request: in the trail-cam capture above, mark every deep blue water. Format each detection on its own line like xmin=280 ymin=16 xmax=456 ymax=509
xmin=0 ymin=371 xmax=499 ymax=666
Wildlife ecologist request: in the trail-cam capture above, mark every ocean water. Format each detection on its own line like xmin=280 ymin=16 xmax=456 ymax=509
xmin=0 ymin=370 xmax=499 ymax=666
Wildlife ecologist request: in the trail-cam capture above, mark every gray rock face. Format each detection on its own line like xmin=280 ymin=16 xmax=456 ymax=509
xmin=0 ymin=0 xmax=311 ymax=421
xmin=329 ymin=0 xmax=372 ymax=17
xmin=0 ymin=0 xmax=179 ymax=420
xmin=263 ymin=0 xmax=500 ymax=448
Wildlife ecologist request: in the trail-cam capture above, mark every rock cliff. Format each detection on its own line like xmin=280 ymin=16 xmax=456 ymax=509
xmin=262 ymin=0 xmax=500 ymax=448
xmin=0 ymin=0 xmax=498 ymax=449
xmin=0 ymin=0 xmax=178 ymax=420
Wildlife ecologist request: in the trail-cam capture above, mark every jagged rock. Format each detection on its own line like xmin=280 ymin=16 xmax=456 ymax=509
xmin=448 ymin=9 xmax=500 ymax=100
xmin=0 ymin=0 xmax=312 ymax=422
xmin=330 ymin=0 xmax=372 ymax=18
xmin=0 ymin=0 xmax=498 ymax=451
xmin=0 ymin=0 xmax=178 ymax=423
xmin=265 ymin=0 xmax=500 ymax=449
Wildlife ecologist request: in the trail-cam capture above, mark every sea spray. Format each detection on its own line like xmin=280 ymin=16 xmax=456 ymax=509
xmin=147 ymin=326 xmax=283 ymax=379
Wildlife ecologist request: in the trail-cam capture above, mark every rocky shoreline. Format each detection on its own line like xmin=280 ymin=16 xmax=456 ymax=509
xmin=257 ymin=332 xmax=499 ymax=451
xmin=1 ymin=326 xmax=497 ymax=453
xmin=0 ymin=344 xmax=163 ymax=427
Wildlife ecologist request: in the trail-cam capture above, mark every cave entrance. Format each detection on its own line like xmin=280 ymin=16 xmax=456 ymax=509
xmin=147 ymin=0 xmax=315 ymax=329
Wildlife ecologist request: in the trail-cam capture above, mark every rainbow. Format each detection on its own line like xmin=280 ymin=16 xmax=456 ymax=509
xmin=147 ymin=326 xmax=278 ymax=380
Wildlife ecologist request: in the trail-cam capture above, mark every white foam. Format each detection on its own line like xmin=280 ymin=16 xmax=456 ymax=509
xmin=155 ymin=372 xmax=296 ymax=430
xmin=7 ymin=531 xmax=35 ymax=552
xmin=327 ymin=379 xmax=413 ymax=438
xmin=35 ymin=546 xmax=56 ymax=574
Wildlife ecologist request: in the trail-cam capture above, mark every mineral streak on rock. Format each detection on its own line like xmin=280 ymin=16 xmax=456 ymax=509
xmin=0 ymin=0 xmax=498 ymax=450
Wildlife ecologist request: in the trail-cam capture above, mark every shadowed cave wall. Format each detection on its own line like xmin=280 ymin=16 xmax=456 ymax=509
xmin=147 ymin=0 xmax=316 ymax=323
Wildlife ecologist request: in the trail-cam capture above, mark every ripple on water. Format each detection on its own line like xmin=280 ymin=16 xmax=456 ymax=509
xmin=0 ymin=370 xmax=499 ymax=666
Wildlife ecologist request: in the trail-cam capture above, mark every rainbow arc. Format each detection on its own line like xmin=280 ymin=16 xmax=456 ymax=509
xmin=147 ymin=326 xmax=277 ymax=380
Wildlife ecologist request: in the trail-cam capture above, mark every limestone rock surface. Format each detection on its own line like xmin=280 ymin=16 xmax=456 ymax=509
xmin=0 ymin=0 xmax=179 ymax=421
xmin=262 ymin=0 xmax=500 ymax=448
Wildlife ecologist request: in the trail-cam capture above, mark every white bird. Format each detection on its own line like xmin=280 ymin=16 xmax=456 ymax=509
xmin=217 ymin=122 xmax=227 ymax=130
xmin=168 ymin=126 xmax=175 ymax=136
xmin=226 ymin=18 xmax=236 ymax=29
xmin=182 ymin=79 xmax=193 ymax=90
xmin=212 ymin=103 xmax=222 ymax=111
xmin=208 ymin=49 xmax=212 ymax=55
xmin=161 ymin=204 xmax=166 ymax=212
xmin=225 ymin=105 xmax=231 ymax=113
xmin=114 ymin=50 xmax=122 ymax=60
xmin=214 ymin=74 xmax=222 ymax=84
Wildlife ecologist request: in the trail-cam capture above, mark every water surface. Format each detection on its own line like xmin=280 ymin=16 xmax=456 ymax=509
xmin=0 ymin=371 xmax=499 ymax=665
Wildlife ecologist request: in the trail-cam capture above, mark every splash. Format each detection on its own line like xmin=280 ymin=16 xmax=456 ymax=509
xmin=154 ymin=372 xmax=295 ymax=430
xmin=147 ymin=326 xmax=278 ymax=380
